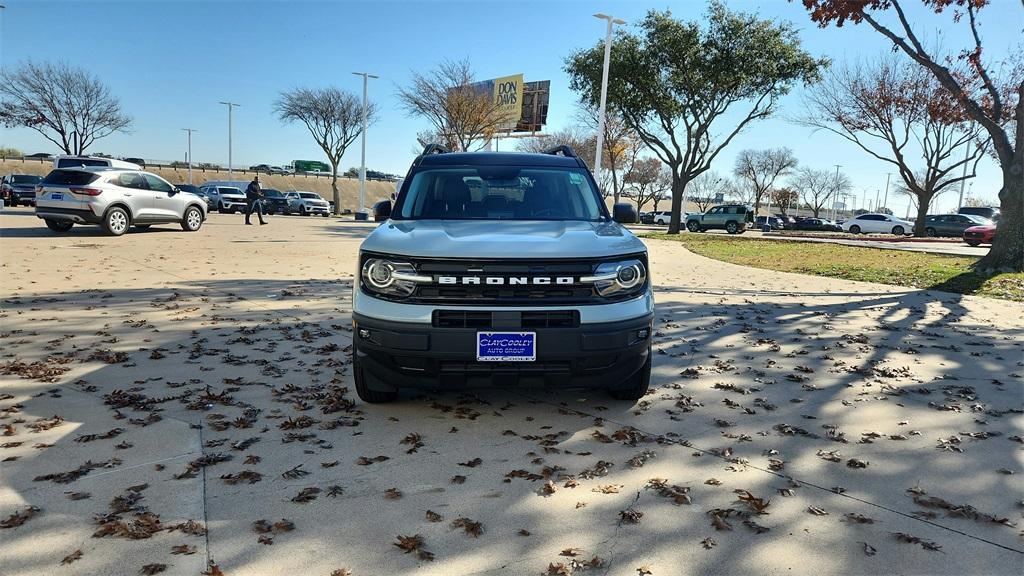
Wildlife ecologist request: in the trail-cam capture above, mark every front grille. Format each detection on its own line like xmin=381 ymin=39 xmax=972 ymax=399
xmin=433 ymin=310 xmax=492 ymax=328
xmin=395 ymin=257 xmax=623 ymax=305
xmin=521 ymin=310 xmax=579 ymax=328
xmin=432 ymin=310 xmax=580 ymax=329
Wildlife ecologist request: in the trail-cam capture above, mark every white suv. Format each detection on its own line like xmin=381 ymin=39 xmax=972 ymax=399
xmin=200 ymin=185 xmax=248 ymax=213
xmin=285 ymin=191 xmax=330 ymax=217
xmin=35 ymin=168 xmax=207 ymax=236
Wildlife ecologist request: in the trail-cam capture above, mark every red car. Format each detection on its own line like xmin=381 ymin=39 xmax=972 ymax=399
xmin=963 ymin=224 xmax=996 ymax=246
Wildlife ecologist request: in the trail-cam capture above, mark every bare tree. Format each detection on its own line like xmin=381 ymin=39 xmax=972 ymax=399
xmin=651 ymin=168 xmax=672 ymax=212
xmin=800 ymin=58 xmax=986 ymax=235
xmin=733 ymin=147 xmax=799 ymax=215
xmin=578 ymin=107 xmax=639 ymax=203
xmin=0 ymin=60 xmax=131 ymax=155
xmin=686 ymin=171 xmax=729 ymax=213
xmin=802 ymin=0 xmax=1020 ymax=268
xmin=396 ymin=59 xmax=506 ymax=152
xmin=623 ymin=157 xmax=662 ymax=212
xmin=516 ymin=125 xmax=624 ymax=192
xmin=791 ymin=166 xmax=851 ymax=218
xmin=274 ymin=87 xmax=374 ymax=214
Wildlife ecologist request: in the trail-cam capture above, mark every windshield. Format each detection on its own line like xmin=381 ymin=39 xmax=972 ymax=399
xmin=11 ymin=175 xmax=42 ymax=184
xmin=218 ymin=187 xmax=243 ymax=195
xmin=394 ymin=167 xmax=604 ymax=221
xmin=298 ymin=193 xmax=320 ymax=199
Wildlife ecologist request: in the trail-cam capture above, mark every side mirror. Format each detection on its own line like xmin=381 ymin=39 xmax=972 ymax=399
xmin=373 ymin=200 xmax=392 ymax=222
xmin=612 ymin=203 xmax=637 ymax=224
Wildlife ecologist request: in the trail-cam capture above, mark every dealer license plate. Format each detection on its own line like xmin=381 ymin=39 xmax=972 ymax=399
xmin=476 ymin=332 xmax=536 ymax=362
xmin=51 ymin=193 xmax=63 ymax=200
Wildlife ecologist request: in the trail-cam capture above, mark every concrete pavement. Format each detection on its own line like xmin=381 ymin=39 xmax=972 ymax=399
xmin=1 ymin=210 xmax=1021 ymax=575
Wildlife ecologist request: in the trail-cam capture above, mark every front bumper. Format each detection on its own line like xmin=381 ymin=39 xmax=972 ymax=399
xmin=353 ymin=312 xmax=652 ymax=392
xmin=301 ymin=204 xmax=330 ymax=213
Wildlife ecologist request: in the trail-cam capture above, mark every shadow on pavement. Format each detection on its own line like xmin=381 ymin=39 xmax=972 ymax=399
xmin=1 ymin=277 xmax=1021 ymax=575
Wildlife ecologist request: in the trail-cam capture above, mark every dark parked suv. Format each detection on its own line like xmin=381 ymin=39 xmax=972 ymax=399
xmin=351 ymin=144 xmax=653 ymax=403
xmin=262 ymin=189 xmax=289 ymax=215
xmin=1 ymin=174 xmax=43 ymax=206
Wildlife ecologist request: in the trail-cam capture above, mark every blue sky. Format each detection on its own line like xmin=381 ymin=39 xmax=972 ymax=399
xmin=1 ymin=0 xmax=1020 ymax=213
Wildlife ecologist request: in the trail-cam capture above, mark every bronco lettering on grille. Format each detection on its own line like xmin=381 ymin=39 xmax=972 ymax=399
xmin=437 ymin=276 xmax=576 ymax=286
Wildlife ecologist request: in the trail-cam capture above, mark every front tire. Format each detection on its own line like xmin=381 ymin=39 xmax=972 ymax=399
xmin=686 ymin=220 xmax=700 ymax=233
xmin=352 ymin=344 xmax=397 ymax=403
xmin=891 ymin=225 xmax=905 ymax=236
xmin=44 ymin=219 xmax=73 ymax=233
xmin=726 ymin=221 xmax=739 ymax=234
xmin=965 ymin=240 xmax=981 ymax=247
xmin=300 ymin=206 xmax=308 ymax=216
xmin=181 ymin=206 xmax=203 ymax=232
xmin=321 ymin=212 xmax=329 ymax=218
xmin=218 ymin=202 xmax=228 ymax=214
xmin=608 ymin=347 xmax=651 ymax=401
xmin=925 ymin=227 xmax=937 ymax=237
xmin=103 ymin=207 xmax=129 ymax=236
xmin=849 ymin=225 xmax=861 ymax=234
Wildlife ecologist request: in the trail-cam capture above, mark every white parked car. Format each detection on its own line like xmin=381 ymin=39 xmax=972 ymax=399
xmin=841 ymin=213 xmax=913 ymax=235
xmin=285 ymin=191 xmax=330 ymax=217
xmin=651 ymin=211 xmax=672 ymax=225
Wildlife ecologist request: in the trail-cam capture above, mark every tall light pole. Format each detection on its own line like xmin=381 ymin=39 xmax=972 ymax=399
xmin=181 ymin=128 xmax=197 ymax=185
xmin=219 ymin=101 xmax=240 ymax=181
xmin=956 ymin=143 xmax=971 ymax=209
xmin=882 ymin=172 xmax=891 ymax=213
xmin=831 ymin=164 xmax=842 ymax=220
xmin=352 ymin=72 xmax=378 ymax=215
xmin=592 ymin=13 xmax=625 ymax=195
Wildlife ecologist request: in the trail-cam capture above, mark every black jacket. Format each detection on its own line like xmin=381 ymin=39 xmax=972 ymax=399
xmin=246 ymin=181 xmax=262 ymax=201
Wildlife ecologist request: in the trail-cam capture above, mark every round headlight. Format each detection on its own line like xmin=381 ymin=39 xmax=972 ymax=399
xmin=616 ymin=264 xmax=641 ymax=288
xmin=363 ymin=259 xmax=395 ymax=289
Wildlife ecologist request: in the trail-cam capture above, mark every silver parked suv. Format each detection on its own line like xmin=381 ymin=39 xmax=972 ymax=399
xmin=351 ymin=144 xmax=653 ymax=403
xmin=35 ymin=167 xmax=207 ymax=236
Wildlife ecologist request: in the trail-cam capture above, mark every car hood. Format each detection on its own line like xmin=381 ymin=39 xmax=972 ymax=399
xmin=965 ymin=225 xmax=996 ymax=232
xmin=361 ymin=219 xmax=647 ymax=259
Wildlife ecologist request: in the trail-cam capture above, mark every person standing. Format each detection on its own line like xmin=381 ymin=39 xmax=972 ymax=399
xmin=245 ymin=175 xmax=267 ymax=225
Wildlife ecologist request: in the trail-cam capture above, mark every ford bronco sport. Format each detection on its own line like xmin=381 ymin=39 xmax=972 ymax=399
xmin=351 ymin=144 xmax=654 ymax=403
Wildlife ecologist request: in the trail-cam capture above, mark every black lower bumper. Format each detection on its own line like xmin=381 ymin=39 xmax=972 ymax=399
xmin=36 ymin=207 xmax=102 ymax=224
xmin=352 ymin=312 xmax=652 ymax=392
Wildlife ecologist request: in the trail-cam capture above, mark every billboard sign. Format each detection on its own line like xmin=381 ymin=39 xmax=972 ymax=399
xmin=516 ymin=80 xmax=550 ymax=133
xmin=469 ymin=74 xmax=525 ymax=130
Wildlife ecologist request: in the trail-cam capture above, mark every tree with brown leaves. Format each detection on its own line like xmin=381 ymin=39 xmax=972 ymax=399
xmin=800 ymin=58 xmax=986 ymax=235
xmin=800 ymin=0 xmax=1021 ymax=267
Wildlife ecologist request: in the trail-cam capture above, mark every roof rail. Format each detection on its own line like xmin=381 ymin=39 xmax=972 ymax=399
xmin=543 ymin=145 xmax=578 ymax=159
xmin=421 ymin=143 xmax=449 ymax=156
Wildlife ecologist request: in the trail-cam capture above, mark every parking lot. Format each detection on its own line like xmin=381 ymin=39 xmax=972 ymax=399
xmin=1 ymin=209 xmax=1022 ymax=575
